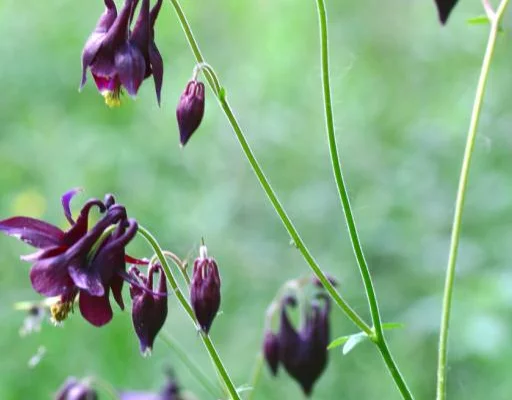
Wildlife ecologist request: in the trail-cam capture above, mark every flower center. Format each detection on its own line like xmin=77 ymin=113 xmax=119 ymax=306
xmin=103 ymin=86 xmax=123 ymax=108
xmin=50 ymin=299 xmax=74 ymax=324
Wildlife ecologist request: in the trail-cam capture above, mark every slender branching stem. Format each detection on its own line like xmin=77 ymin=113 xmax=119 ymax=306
xmin=137 ymin=226 xmax=241 ymax=400
xmin=168 ymin=0 xmax=372 ymax=336
xmin=436 ymin=2 xmax=510 ymax=399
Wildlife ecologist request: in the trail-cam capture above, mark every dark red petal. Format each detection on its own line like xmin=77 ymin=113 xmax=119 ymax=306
xmin=125 ymin=255 xmax=149 ymax=265
xmin=111 ymin=273 xmax=125 ymax=310
xmin=30 ymin=254 xmax=75 ymax=297
xmin=69 ymin=263 xmax=105 ymax=297
xmin=64 ymin=198 xmax=105 ymax=246
xmin=149 ymin=43 xmax=163 ymax=106
xmin=61 ymin=188 xmax=82 ymax=225
xmin=79 ymin=290 xmax=113 ymax=327
xmin=0 ymin=217 xmax=64 ymax=248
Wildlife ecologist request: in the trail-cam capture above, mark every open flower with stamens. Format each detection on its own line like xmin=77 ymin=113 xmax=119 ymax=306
xmin=0 ymin=189 xmax=138 ymax=326
xmin=80 ymin=0 xmax=163 ymax=107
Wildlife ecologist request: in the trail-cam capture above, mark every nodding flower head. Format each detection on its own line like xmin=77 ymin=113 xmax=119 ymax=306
xmin=55 ymin=377 xmax=97 ymax=400
xmin=80 ymin=0 xmax=164 ymax=107
xmin=276 ymin=293 xmax=331 ymax=396
xmin=263 ymin=330 xmax=280 ymax=376
xmin=0 ymin=189 xmax=138 ymax=327
xmin=190 ymin=245 xmax=220 ymax=333
xmin=129 ymin=263 xmax=168 ymax=356
xmin=176 ymin=79 xmax=205 ymax=146
xmin=434 ymin=0 xmax=459 ymax=24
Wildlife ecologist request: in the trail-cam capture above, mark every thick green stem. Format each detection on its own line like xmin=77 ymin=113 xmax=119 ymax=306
xmin=313 ymin=0 xmax=412 ymax=398
xmin=436 ymin=2 xmax=509 ymax=399
xmin=169 ymin=0 xmax=371 ymax=337
xmin=137 ymin=226 xmax=241 ymax=400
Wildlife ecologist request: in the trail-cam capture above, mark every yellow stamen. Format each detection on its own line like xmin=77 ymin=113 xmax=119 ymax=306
xmin=50 ymin=299 xmax=74 ymax=324
xmin=103 ymin=87 xmax=122 ymax=108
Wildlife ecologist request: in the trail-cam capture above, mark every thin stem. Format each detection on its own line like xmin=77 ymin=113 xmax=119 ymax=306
xmin=436 ymin=3 xmax=509 ymax=399
xmin=314 ymin=0 xmax=412 ymax=398
xmin=137 ymin=226 xmax=241 ymax=400
xmin=246 ymin=353 xmax=264 ymax=400
xmin=168 ymin=0 xmax=372 ymax=336
xmin=159 ymin=331 xmax=222 ymax=398
xmin=164 ymin=250 xmax=191 ymax=286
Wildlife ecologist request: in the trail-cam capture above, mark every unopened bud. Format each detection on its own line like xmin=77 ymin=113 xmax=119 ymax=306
xmin=263 ymin=331 xmax=280 ymax=376
xmin=176 ymin=80 xmax=205 ymax=146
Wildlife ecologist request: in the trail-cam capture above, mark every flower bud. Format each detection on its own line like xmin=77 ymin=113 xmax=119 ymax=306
xmin=263 ymin=331 xmax=280 ymax=376
xmin=129 ymin=264 xmax=168 ymax=356
xmin=176 ymin=80 xmax=205 ymax=146
xmin=190 ymin=245 xmax=220 ymax=333
xmin=55 ymin=377 xmax=97 ymax=400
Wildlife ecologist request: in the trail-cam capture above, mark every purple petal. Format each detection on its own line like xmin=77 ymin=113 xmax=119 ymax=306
xmin=119 ymin=392 xmax=159 ymax=400
xmin=0 ymin=217 xmax=64 ymax=248
xmin=130 ymin=0 xmax=150 ymax=52
xmin=61 ymin=188 xmax=83 ymax=225
xmin=111 ymin=273 xmax=125 ymax=310
xmin=115 ymin=43 xmax=146 ymax=97
xmin=30 ymin=251 xmax=75 ymax=297
xmin=79 ymin=290 xmax=113 ymax=327
xmin=149 ymin=43 xmax=163 ymax=106
xmin=103 ymin=0 xmax=134 ymax=47
xmin=69 ymin=263 xmax=105 ymax=297
xmin=150 ymin=0 xmax=163 ymax=27
xmin=64 ymin=198 xmax=105 ymax=246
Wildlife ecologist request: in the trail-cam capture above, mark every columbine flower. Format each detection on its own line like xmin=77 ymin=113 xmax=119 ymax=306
xmin=80 ymin=0 xmax=163 ymax=107
xmin=0 ymin=189 xmax=137 ymax=326
xmin=263 ymin=330 xmax=280 ymax=376
xmin=434 ymin=0 xmax=459 ymax=24
xmin=129 ymin=263 xmax=168 ymax=355
xmin=55 ymin=377 xmax=97 ymax=400
xmin=176 ymin=79 xmax=205 ymax=146
xmin=277 ymin=294 xmax=331 ymax=396
xmin=190 ymin=245 xmax=221 ymax=333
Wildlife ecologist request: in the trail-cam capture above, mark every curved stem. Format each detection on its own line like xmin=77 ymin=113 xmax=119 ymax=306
xmin=436 ymin=2 xmax=509 ymax=399
xmin=313 ymin=1 xmax=412 ymax=398
xmin=137 ymin=226 xmax=241 ymax=400
xmin=169 ymin=0 xmax=371 ymax=337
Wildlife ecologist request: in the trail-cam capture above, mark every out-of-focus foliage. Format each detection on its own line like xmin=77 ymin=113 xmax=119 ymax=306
xmin=1 ymin=0 xmax=512 ymax=399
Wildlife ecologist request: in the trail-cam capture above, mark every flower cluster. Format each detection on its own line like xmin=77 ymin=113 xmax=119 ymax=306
xmin=80 ymin=0 xmax=163 ymax=107
xmin=262 ymin=280 xmax=332 ymax=396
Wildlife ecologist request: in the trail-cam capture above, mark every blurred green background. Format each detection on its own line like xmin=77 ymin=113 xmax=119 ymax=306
xmin=1 ymin=0 xmax=512 ymax=399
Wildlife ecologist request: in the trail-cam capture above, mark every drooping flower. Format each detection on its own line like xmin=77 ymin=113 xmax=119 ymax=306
xmin=263 ymin=330 xmax=280 ymax=376
xmin=434 ymin=0 xmax=459 ymax=24
xmin=55 ymin=377 xmax=98 ymax=400
xmin=80 ymin=0 xmax=163 ymax=107
xmin=190 ymin=245 xmax=221 ymax=333
xmin=0 ymin=189 xmax=138 ymax=326
xmin=129 ymin=263 xmax=168 ymax=355
xmin=176 ymin=79 xmax=205 ymax=146
xmin=277 ymin=293 xmax=331 ymax=396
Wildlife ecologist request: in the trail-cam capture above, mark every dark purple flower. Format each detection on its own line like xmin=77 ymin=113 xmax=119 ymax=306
xmin=176 ymin=80 xmax=205 ymax=146
xmin=278 ymin=294 xmax=331 ymax=396
xmin=129 ymin=263 xmax=168 ymax=355
xmin=0 ymin=189 xmax=138 ymax=327
xmin=55 ymin=377 xmax=97 ymax=400
xmin=434 ymin=0 xmax=459 ymax=24
xmin=190 ymin=245 xmax=220 ymax=333
xmin=263 ymin=330 xmax=280 ymax=376
xmin=80 ymin=0 xmax=163 ymax=107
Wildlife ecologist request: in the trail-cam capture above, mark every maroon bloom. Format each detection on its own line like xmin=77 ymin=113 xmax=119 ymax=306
xmin=129 ymin=263 xmax=168 ymax=355
xmin=190 ymin=245 xmax=221 ymax=333
xmin=434 ymin=0 xmax=459 ymax=24
xmin=80 ymin=0 xmax=163 ymax=107
xmin=176 ymin=80 xmax=205 ymax=146
xmin=278 ymin=294 xmax=331 ymax=396
xmin=0 ymin=189 xmax=138 ymax=327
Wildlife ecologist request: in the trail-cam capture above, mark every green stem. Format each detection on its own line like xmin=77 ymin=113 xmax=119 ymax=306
xmin=246 ymin=353 xmax=264 ymax=400
xmin=436 ymin=2 xmax=509 ymax=399
xmin=169 ymin=0 xmax=371 ymax=337
xmin=137 ymin=226 xmax=241 ymax=400
xmin=159 ymin=331 xmax=222 ymax=398
xmin=313 ymin=0 xmax=412 ymax=398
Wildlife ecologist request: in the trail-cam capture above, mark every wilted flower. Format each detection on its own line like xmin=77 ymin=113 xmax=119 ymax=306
xmin=55 ymin=377 xmax=97 ymax=400
xmin=277 ymin=293 xmax=331 ymax=396
xmin=80 ymin=0 xmax=163 ymax=107
xmin=0 ymin=189 xmax=138 ymax=326
xmin=434 ymin=0 xmax=459 ymax=24
xmin=190 ymin=245 xmax=220 ymax=333
xmin=176 ymin=80 xmax=205 ymax=146
xmin=263 ymin=330 xmax=280 ymax=376
xmin=129 ymin=263 xmax=168 ymax=355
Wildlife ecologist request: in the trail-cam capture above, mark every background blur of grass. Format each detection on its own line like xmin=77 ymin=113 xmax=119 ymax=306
xmin=1 ymin=0 xmax=512 ymax=399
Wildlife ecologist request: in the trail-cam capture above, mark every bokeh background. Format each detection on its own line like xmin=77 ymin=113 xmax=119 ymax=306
xmin=1 ymin=0 xmax=512 ymax=399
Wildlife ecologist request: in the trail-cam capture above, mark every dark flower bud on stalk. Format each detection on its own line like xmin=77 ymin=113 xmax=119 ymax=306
xmin=263 ymin=330 xmax=280 ymax=376
xmin=190 ymin=245 xmax=220 ymax=333
xmin=55 ymin=377 xmax=97 ymax=400
xmin=130 ymin=263 xmax=168 ymax=356
xmin=434 ymin=0 xmax=459 ymax=24
xmin=176 ymin=80 xmax=205 ymax=146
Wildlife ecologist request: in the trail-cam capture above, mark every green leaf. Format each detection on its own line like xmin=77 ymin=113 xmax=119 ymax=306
xmin=327 ymin=335 xmax=351 ymax=350
xmin=467 ymin=15 xmax=490 ymax=25
xmin=382 ymin=322 xmax=404 ymax=331
xmin=342 ymin=332 xmax=368 ymax=355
